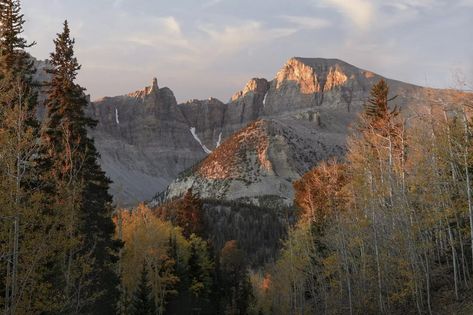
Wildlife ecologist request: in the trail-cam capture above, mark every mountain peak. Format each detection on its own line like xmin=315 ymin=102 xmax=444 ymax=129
xmin=231 ymin=78 xmax=269 ymax=102
xmin=275 ymin=57 xmax=357 ymax=94
xmin=151 ymin=77 xmax=159 ymax=92
xmin=291 ymin=57 xmax=351 ymax=67
xmin=124 ymin=77 xmax=161 ymax=98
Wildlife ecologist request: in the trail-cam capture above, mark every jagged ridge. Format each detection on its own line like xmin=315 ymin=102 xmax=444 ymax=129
xmin=88 ymin=57 xmax=472 ymax=205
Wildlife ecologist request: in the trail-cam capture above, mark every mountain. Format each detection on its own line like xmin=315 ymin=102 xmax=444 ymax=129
xmin=88 ymin=57 xmax=471 ymax=206
xmin=87 ymin=79 xmax=208 ymax=205
xmin=161 ymin=119 xmax=345 ymax=207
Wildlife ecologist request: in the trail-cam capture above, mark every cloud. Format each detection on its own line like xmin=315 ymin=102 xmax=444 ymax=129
xmin=317 ymin=0 xmax=444 ymax=29
xmin=458 ymin=0 xmax=473 ymax=6
xmin=112 ymin=0 xmax=125 ymax=8
xmin=383 ymin=0 xmax=442 ymax=11
xmin=202 ymin=0 xmax=225 ymax=8
xmin=199 ymin=21 xmax=296 ymax=55
xmin=321 ymin=0 xmax=374 ymax=29
xmin=122 ymin=16 xmax=191 ymax=50
xmin=116 ymin=16 xmax=297 ymax=72
xmin=279 ymin=15 xmax=331 ymax=30
xmin=161 ymin=16 xmax=181 ymax=34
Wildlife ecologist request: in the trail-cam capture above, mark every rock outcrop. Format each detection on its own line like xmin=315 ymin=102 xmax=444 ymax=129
xmin=161 ymin=119 xmax=345 ymax=207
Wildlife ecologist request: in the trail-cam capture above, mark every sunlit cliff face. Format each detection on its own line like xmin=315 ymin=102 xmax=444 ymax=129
xmin=197 ymin=120 xmax=272 ymax=180
xmin=126 ymin=78 xmax=159 ymax=99
xmin=324 ymin=67 xmax=348 ymax=92
xmin=275 ymin=58 xmax=348 ymax=94
xmin=231 ymin=78 xmax=270 ymax=102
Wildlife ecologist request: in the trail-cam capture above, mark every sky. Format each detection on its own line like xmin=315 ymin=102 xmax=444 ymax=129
xmin=23 ymin=0 xmax=473 ymax=103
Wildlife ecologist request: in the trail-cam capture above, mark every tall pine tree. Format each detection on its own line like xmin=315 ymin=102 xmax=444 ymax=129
xmin=131 ymin=262 xmax=156 ymax=315
xmin=42 ymin=21 xmax=121 ymax=314
xmin=0 ymin=0 xmax=38 ymax=127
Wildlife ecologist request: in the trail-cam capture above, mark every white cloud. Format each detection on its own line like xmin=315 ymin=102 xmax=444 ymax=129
xmin=118 ymin=17 xmax=297 ymax=71
xmin=123 ymin=16 xmax=192 ymax=50
xmin=321 ymin=0 xmax=374 ymax=29
xmin=202 ymin=0 xmax=225 ymax=8
xmin=383 ymin=0 xmax=442 ymax=11
xmin=199 ymin=21 xmax=296 ymax=55
xmin=112 ymin=0 xmax=124 ymax=8
xmin=161 ymin=16 xmax=181 ymax=34
xmin=279 ymin=15 xmax=331 ymax=30
xmin=317 ymin=0 xmax=445 ymax=29
xmin=458 ymin=0 xmax=473 ymax=6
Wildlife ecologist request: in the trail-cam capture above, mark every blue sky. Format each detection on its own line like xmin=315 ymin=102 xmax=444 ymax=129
xmin=23 ymin=0 xmax=473 ymax=102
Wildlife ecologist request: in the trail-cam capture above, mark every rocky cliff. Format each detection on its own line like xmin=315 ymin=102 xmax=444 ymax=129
xmin=88 ymin=79 xmax=208 ymax=205
xmin=88 ymin=57 xmax=471 ymax=206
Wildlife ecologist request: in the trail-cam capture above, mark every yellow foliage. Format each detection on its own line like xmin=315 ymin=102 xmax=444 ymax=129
xmin=117 ymin=203 xmax=189 ymax=308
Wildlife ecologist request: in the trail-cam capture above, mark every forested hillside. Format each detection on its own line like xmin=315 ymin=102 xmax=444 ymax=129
xmin=1 ymin=1 xmax=472 ymax=314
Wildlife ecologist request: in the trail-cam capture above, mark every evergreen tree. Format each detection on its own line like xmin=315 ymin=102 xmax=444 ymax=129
xmin=188 ymin=242 xmax=204 ymax=299
xmin=361 ymin=79 xmax=400 ymax=138
xmin=42 ymin=21 xmax=121 ymax=313
xmin=363 ymin=79 xmax=399 ymax=122
xmin=220 ymin=240 xmax=252 ymax=315
xmin=131 ymin=262 xmax=156 ymax=315
xmin=0 ymin=0 xmax=32 ymax=69
xmin=0 ymin=0 xmax=38 ymax=127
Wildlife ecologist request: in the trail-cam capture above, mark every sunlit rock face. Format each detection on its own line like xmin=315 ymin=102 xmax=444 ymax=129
xmin=231 ymin=78 xmax=270 ymax=102
xmin=264 ymin=57 xmax=376 ymax=115
xmin=87 ymin=57 xmax=472 ymax=206
xmin=225 ymin=78 xmax=270 ymax=131
xmin=162 ymin=119 xmax=345 ymax=207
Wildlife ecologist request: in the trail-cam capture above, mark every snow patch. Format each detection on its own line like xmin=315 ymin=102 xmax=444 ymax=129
xmin=216 ymin=132 xmax=223 ymax=148
xmin=190 ymin=127 xmax=212 ymax=154
xmin=115 ymin=108 xmax=120 ymax=125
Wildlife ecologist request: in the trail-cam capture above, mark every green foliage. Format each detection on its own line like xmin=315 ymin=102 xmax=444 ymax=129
xmin=220 ymin=240 xmax=254 ymax=315
xmin=40 ymin=20 xmax=121 ymax=314
xmin=156 ymin=193 xmax=293 ymax=268
xmin=131 ymin=263 xmax=156 ymax=315
xmin=202 ymin=199 xmax=294 ymax=267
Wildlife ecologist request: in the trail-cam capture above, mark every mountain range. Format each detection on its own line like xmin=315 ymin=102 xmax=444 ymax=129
xmin=84 ymin=57 xmax=470 ymax=207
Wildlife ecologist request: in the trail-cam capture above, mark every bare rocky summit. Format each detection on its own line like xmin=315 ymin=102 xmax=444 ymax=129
xmin=161 ymin=119 xmax=345 ymax=207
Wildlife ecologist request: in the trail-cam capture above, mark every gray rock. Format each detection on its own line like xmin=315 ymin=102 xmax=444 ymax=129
xmin=88 ymin=80 xmax=207 ymax=205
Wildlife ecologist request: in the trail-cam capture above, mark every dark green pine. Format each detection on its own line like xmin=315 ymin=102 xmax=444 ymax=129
xmin=44 ymin=20 xmax=122 ymax=314
xmin=0 ymin=0 xmax=38 ymax=128
xmin=131 ymin=263 xmax=156 ymax=315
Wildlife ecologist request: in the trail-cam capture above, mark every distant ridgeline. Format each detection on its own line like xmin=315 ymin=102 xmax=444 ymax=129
xmin=89 ymin=57 xmax=471 ymax=208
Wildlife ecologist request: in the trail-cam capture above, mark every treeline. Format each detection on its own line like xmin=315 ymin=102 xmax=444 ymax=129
xmin=154 ymin=193 xmax=293 ymax=267
xmin=201 ymin=198 xmax=293 ymax=267
xmin=117 ymin=195 xmax=254 ymax=315
xmin=0 ymin=1 xmax=119 ymax=314
xmin=254 ymin=80 xmax=473 ymax=314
